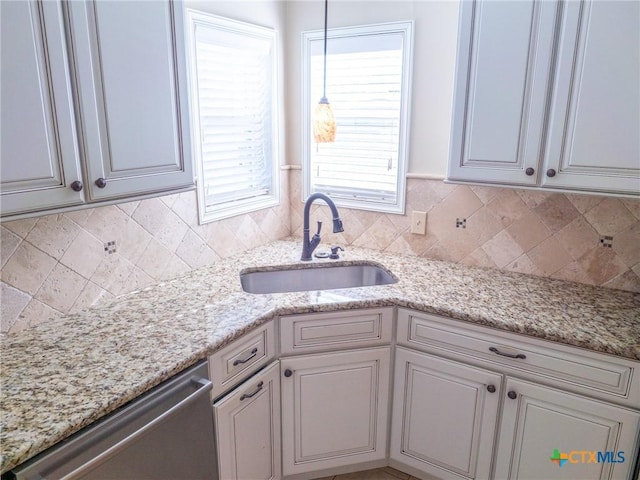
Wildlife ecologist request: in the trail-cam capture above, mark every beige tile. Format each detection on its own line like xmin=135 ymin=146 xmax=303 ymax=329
xmin=353 ymin=215 xmax=398 ymax=250
xmin=14 ymin=298 xmax=62 ymax=332
xmin=481 ymin=231 xmax=525 ymax=268
xmin=136 ymin=238 xmax=174 ymax=279
xmin=176 ymin=230 xmax=220 ymax=269
xmin=462 ymin=247 xmax=498 ymax=269
xmin=384 ymin=235 xmax=417 ymax=256
xmin=382 ymin=466 xmax=411 ymax=479
xmin=117 ymin=201 xmax=140 ymax=216
xmin=26 ymin=214 xmax=80 ymax=260
xmin=533 ymin=195 xmax=580 ymax=233
xmin=171 ymin=191 xmax=200 ymax=228
xmin=603 ymin=269 xmax=640 ymax=293
xmin=386 ymin=212 xmax=411 ymax=233
xmin=611 ymin=222 xmax=640 ymax=267
xmin=235 ymin=216 xmax=269 ymax=250
xmin=621 ymin=198 xmax=640 ymax=221
xmin=84 ymin=205 xmax=152 ymax=263
xmin=466 ymin=207 xmax=507 ymax=245
xmin=334 ymin=468 xmax=404 ymax=480
xmin=35 ymin=263 xmax=87 ymax=312
xmin=159 ymin=254 xmax=191 ymax=280
xmin=70 ymin=281 xmax=112 ymax=313
xmin=551 ymin=261 xmax=594 ymax=286
xmin=399 ymin=231 xmax=439 ymax=257
xmin=339 ymin=212 xmax=367 ymax=245
xmin=204 ymin=222 xmax=245 ymax=258
xmin=470 ymin=185 xmax=503 ymax=205
xmin=526 ymin=236 xmax=571 ymax=275
xmin=131 ymin=198 xmax=189 ymax=252
xmin=577 ymin=247 xmax=628 ymax=285
xmin=121 ymin=266 xmax=155 ymax=293
xmin=1 ymin=226 xmax=22 ymax=268
xmin=633 ymin=262 xmax=640 ymax=277
xmin=1 ymin=281 xmax=31 ymax=333
xmin=565 ymin=193 xmax=604 ymax=215
xmin=515 ymin=189 xmax=554 ymax=209
xmin=64 ymin=208 xmax=94 ymax=226
xmin=424 ymin=241 xmax=460 ymax=263
xmin=505 ymin=212 xmax=551 ymax=253
xmin=487 ymin=189 xmax=530 ymax=227
xmin=90 ymin=253 xmax=136 ymax=296
xmin=427 ymin=179 xmax=458 ymax=201
xmin=257 ymin=209 xmax=289 ymax=241
xmin=406 ymin=180 xmax=439 ymax=213
xmin=159 ymin=193 xmax=180 ymax=209
xmin=584 ymin=198 xmax=636 ymax=235
xmin=505 ymin=254 xmax=544 ymax=276
xmin=59 ymin=230 xmax=105 ymax=279
xmin=3 ymin=217 xmax=38 ymax=238
xmin=1 ymin=242 xmax=57 ymax=295
xmin=554 ymin=216 xmax=599 ymax=261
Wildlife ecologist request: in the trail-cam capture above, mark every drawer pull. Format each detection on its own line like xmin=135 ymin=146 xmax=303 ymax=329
xmin=284 ymin=369 xmax=293 ymax=378
xmin=486 ymin=385 xmax=496 ymax=393
xmin=489 ymin=347 xmax=526 ymax=360
xmin=233 ymin=347 xmax=258 ymax=366
xmin=240 ymin=381 xmax=264 ymax=401
xmin=507 ymin=390 xmax=518 ymax=400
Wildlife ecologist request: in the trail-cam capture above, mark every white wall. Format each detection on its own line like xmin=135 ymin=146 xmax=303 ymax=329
xmin=185 ymin=0 xmax=460 ymax=177
xmin=284 ymin=0 xmax=460 ymax=177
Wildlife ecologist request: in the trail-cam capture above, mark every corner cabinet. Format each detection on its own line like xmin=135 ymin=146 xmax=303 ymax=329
xmin=0 ymin=0 xmax=194 ymax=219
xmin=447 ymin=0 xmax=640 ymax=196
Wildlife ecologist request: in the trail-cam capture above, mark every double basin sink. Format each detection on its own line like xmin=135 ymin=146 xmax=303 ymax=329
xmin=240 ymin=263 xmax=397 ymax=294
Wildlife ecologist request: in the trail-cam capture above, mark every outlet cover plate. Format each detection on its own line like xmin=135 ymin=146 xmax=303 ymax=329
xmin=411 ymin=211 xmax=427 ymax=235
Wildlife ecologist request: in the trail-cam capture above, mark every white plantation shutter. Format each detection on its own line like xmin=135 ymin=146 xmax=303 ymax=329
xmin=304 ymin=22 xmax=413 ymax=213
xmin=187 ymin=12 xmax=279 ymax=222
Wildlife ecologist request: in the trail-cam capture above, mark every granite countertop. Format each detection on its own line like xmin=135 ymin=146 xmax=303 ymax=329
xmin=1 ymin=240 xmax=639 ymax=473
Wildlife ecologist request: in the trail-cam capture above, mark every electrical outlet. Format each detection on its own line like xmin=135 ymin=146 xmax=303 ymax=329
xmin=411 ymin=211 xmax=427 ymax=235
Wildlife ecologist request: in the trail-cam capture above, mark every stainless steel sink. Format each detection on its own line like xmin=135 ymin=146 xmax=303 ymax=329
xmin=240 ymin=263 xmax=397 ymax=294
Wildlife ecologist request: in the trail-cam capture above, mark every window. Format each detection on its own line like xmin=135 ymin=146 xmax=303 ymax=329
xmin=186 ymin=11 xmax=279 ymax=223
xmin=302 ymin=21 xmax=413 ymax=214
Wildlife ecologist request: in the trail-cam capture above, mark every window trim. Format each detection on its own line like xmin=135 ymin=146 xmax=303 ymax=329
xmin=301 ymin=21 xmax=414 ymax=214
xmin=185 ymin=10 xmax=281 ymax=224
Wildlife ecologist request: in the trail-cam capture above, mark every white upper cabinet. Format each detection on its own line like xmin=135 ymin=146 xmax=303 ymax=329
xmin=0 ymin=1 xmax=85 ymax=216
xmin=542 ymin=0 xmax=640 ymax=193
xmin=1 ymin=0 xmax=194 ymax=218
xmin=66 ymin=1 xmax=193 ymax=201
xmin=448 ymin=0 xmax=640 ymax=196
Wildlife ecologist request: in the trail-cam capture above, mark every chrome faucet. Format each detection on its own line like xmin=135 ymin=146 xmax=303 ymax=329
xmin=301 ymin=193 xmax=344 ymax=261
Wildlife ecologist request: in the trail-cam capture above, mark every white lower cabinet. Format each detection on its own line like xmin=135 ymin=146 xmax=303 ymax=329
xmin=494 ymin=378 xmax=640 ymax=480
xmin=280 ymin=347 xmax=391 ymax=477
xmin=213 ymin=361 xmax=281 ymax=480
xmin=390 ymin=347 xmax=502 ymax=480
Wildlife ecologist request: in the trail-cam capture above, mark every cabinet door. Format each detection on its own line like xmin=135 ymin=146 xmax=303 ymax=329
xmin=281 ymin=348 xmax=390 ymax=476
xmin=390 ymin=347 xmax=502 ymax=480
xmin=213 ymin=361 xmax=281 ymax=480
xmin=0 ymin=0 xmax=84 ymax=217
xmin=542 ymin=1 xmax=640 ymax=195
xmin=447 ymin=0 xmax=559 ymax=186
xmin=66 ymin=0 xmax=194 ymax=201
xmin=494 ymin=378 xmax=640 ymax=480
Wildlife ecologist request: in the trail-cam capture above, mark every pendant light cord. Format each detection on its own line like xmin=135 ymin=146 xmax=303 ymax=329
xmin=322 ymin=0 xmax=328 ymax=100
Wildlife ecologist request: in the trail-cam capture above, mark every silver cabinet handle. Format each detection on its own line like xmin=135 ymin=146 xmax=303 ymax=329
xmin=489 ymin=347 xmax=526 ymax=359
xmin=240 ymin=381 xmax=264 ymax=401
xmin=233 ymin=347 xmax=258 ymax=366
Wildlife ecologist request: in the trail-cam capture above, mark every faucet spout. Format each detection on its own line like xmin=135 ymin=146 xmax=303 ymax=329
xmin=301 ymin=193 xmax=344 ymax=261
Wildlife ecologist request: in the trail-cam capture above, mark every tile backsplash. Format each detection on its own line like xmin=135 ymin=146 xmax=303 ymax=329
xmin=1 ymin=170 xmax=639 ymax=335
xmin=290 ymin=172 xmax=640 ymax=294
xmin=0 ymin=171 xmax=290 ymax=335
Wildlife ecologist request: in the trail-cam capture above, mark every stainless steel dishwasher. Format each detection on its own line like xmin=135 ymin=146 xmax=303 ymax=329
xmin=9 ymin=361 xmax=218 ymax=480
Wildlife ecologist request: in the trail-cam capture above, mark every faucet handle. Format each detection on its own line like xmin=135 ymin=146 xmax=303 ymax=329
xmin=315 ymin=221 xmax=322 ymax=236
xmin=329 ymin=246 xmax=344 ymax=259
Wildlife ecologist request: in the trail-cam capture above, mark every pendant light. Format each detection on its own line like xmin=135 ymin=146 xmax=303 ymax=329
xmin=313 ymin=0 xmax=336 ymax=143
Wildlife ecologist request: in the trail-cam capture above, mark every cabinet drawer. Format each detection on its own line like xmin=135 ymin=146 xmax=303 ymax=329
xmin=280 ymin=308 xmax=393 ymax=355
xmin=397 ymin=309 xmax=639 ymax=407
xmin=209 ymin=321 xmax=275 ymax=398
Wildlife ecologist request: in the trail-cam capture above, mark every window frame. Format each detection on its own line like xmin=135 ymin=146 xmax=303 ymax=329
xmin=186 ymin=10 xmax=281 ymax=224
xmin=301 ymin=21 xmax=414 ymax=214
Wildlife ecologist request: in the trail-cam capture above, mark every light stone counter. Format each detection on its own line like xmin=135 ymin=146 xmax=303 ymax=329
xmin=1 ymin=241 xmax=639 ymax=473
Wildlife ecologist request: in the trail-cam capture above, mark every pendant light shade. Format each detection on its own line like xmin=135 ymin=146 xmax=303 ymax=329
xmin=313 ymin=0 xmax=336 ymax=143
